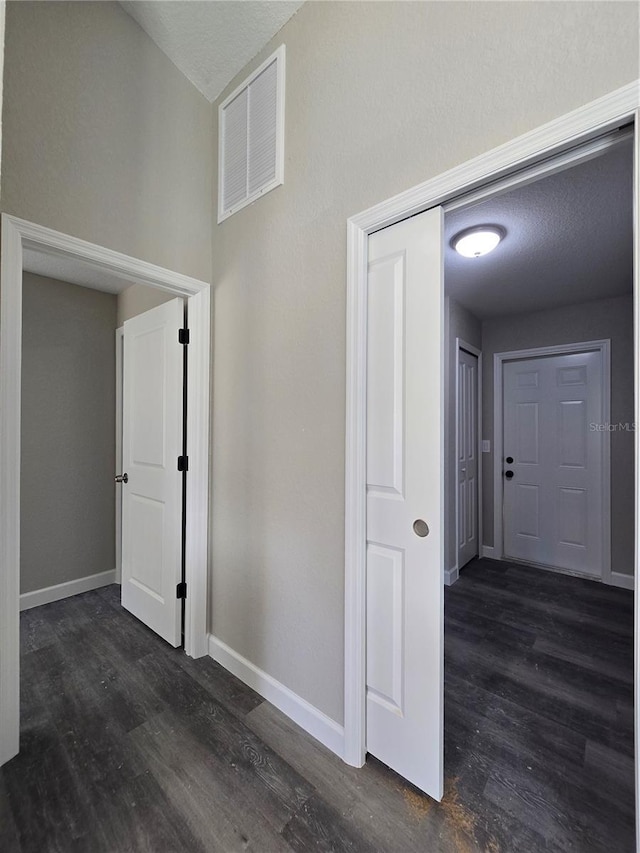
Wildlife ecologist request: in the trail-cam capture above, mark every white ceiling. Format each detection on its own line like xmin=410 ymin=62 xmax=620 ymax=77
xmin=120 ymin=0 xmax=304 ymax=102
xmin=445 ymin=138 xmax=634 ymax=319
xmin=24 ymin=249 xmax=140 ymax=295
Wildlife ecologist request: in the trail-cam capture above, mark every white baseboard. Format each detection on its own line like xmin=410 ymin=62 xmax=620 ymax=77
xmin=444 ymin=566 xmax=459 ymax=586
xmin=610 ymin=571 xmax=634 ymax=591
xmin=481 ymin=546 xmax=498 ymax=559
xmin=20 ymin=569 xmax=116 ymax=611
xmin=208 ymin=634 xmax=345 ymax=759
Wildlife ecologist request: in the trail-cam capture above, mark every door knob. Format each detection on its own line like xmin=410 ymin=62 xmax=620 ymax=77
xmin=413 ymin=519 xmax=430 ymax=538
xmin=115 ymin=473 xmax=128 ymax=484
xmin=505 ymin=456 xmax=514 ymax=464
xmin=504 ymin=470 xmax=514 ymax=480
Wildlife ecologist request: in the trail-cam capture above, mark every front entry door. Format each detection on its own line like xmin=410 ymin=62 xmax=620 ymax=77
xmin=365 ymin=207 xmax=444 ymax=800
xmin=121 ymin=298 xmax=185 ymax=646
xmin=457 ymin=346 xmax=479 ymax=570
xmin=502 ymin=350 xmax=605 ymax=577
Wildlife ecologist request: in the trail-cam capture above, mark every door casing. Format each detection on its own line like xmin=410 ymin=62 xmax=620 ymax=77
xmin=492 ymin=340 xmax=612 ymax=583
xmin=344 ymin=81 xmax=640 ymax=839
xmin=0 ymin=215 xmax=211 ymax=766
xmin=455 ymin=338 xmax=482 ymax=580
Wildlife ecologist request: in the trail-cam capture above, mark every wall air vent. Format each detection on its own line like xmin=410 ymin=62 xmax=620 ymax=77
xmin=218 ymin=45 xmax=285 ymax=222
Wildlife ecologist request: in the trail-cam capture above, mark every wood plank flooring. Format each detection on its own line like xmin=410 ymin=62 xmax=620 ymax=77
xmin=0 ymin=559 xmax=634 ymax=852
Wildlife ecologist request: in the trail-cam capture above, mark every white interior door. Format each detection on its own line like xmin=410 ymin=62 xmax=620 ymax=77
xmin=366 ymin=207 xmax=444 ymax=800
xmin=121 ymin=298 xmax=185 ymax=646
xmin=457 ymin=347 xmax=479 ymax=569
xmin=502 ymin=350 xmax=604 ymax=577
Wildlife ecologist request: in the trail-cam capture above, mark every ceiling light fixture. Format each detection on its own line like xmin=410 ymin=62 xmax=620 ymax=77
xmin=451 ymin=225 xmax=505 ymax=258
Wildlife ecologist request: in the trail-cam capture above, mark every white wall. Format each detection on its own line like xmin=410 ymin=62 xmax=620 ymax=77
xmin=210 ymin=1 xmax=640 ymax=725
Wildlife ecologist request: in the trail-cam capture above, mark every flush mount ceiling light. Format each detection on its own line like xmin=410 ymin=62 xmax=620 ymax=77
xmin=451 ymin=225 xmax=506 ymax=258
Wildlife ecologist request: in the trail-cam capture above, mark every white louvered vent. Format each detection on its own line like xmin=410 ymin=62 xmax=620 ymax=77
xmin=218 ymin=46 xmax=285 ymax=222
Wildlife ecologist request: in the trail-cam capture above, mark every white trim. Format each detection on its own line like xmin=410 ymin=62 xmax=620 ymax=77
xmin=208 ymin=634 xmax=344 ymax=759
xmin=349 ymin=82 xmax=639 ymax=236
xmin=481 ymin=546 xmax=498 ymax=560
xmin=444 ymin=125 xmax=633 ymax=215
xmin=184 ymin=287 xmax=211 ymax=659
xmin=633 ymin=107 xmax=640 ymax=850
xmin=455 ymin=338 xmax=482 ymax=579
xmin=611 ymin=572 xmax=635 ymax=591
xmin=218 ymin=45 xmax=286 ymax=223
xmin=344 ymin=82 xmax=640 ymax=774
xmin=19 ymin=570 xmax=116 ymax=612
xmin=492 ymin=340 xmax=611 ymax=583
xmin=115 ymin=327 xmax=124 ymax=585
xmin=0 ymin=215 xmax=211 ymax=767
xmin=444 ymin=567 xmax=459 ymax=587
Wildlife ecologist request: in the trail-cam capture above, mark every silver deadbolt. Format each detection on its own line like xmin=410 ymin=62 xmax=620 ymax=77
xmin=115 ymin=473 xmax=128 ymax=484
xmin=413 ymin=519 xmax=430 ymax=538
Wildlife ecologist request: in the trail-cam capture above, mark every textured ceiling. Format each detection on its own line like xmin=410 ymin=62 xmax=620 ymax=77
xmin=445 ymin=139 xmax=634 ymax=319
xmin=120 ymin=1 xmax=303 ymax=102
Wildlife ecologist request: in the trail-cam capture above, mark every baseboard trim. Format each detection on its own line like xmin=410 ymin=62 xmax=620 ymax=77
xmin=481 ymin=546 xmax=498 ymax=559
xmin=610 ymin=572 xmax=635 ymax=591
xmin=444 ymin=566 xmax=459 ymax=586
xmin=208 ymin=634 xmax=345 ymax=759
xmin=19 ymin=569 xmax=116 ymax=611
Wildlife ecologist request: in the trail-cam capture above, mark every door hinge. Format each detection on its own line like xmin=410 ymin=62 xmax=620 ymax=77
xmin=179 ymin=328 xmax=190 ymax=345
xmin=176 ymin=582 xmax=187 ymax=599
xmin=178 ymin=455 xmax=189 ymax=472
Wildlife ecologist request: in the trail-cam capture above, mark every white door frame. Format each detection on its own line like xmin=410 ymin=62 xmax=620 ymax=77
xmin=493 ymin=340 xmax=612 ymax=583
xmin=0 ymin=214 xmax=211 ymax=766
xmin=115 ymin=326 xmax=124 ymax=585
xmin=344 ymin=80 xmax=639 ymax=823
xmin=454 ymin=338 xmax=482 ymax=582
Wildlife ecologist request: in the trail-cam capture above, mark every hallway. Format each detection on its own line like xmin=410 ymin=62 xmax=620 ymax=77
xmin=0 ymin=563 xmax=634 ymax=852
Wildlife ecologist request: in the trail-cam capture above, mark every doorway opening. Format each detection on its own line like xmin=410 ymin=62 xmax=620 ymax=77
xmin=443 ymin=133 xmax=635 ymax=848
xmin=344 ymin=81 xmax=639 ymax=849
xmin=0 ymin=217 xmax=211 ymax=766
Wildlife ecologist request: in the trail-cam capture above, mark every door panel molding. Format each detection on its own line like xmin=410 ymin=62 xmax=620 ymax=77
xmin=344 ymin=82 xmax=639 ymax=795
xmin=493 ymin=340 xmax=611 ymax=584
xmin=0 ymin=215 xmax=211 ymax=766
xmin=455 ymin=339 xmax=482 ymax=577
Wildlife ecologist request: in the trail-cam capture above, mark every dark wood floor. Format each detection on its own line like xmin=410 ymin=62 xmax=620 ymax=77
xmin=0 ymin=559 xmax=634 ymax=852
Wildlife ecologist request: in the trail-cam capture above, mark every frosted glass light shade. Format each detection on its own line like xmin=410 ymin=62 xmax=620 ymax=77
xmin=452 ymin=226 xmax=504 ymax=258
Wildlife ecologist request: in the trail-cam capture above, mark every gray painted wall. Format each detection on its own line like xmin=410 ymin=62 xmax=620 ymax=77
xmin=481 ymin=295 xmax=634 ymax=577
xmin=117 ymin=283 xmax=174 ymax=327
xmin=1 ymin=1 xmax=213 ymax=283
xmin=445 ymin=298 xmax=482 ymax=573
xmin=210 ymin=2 xmax=639 ymax=723
xmin=21 ymin=273 xmax=117 ymax=594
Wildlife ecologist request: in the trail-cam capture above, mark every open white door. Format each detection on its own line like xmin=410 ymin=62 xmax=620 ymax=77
xmin=457 ymin=346 xmax=479 ymax=570
xmin=366 ymin=207 xmax=444 ymax=799
xmin=121 ymin=298 xmax=185 ymax=647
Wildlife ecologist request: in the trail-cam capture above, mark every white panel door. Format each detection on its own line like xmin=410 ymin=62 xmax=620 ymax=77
xmin=366 ymin=207 xmax=444 ymax=800
xmin=503 ymin=351 xmax=604 ymax=576
xmin=457 ymin=347 xmax=479 ymax=569
xmin=121 ymin=298 xmax=185 ymax=646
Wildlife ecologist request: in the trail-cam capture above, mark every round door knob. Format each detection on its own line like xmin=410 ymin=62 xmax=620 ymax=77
xmin=505 ymin=470 xmax=514 ymax=480
xmin=505 ymin=456 xmax=514 ymax=464
xmin=115 ymin=473 xmax=128 ymax=484
xmin=413 ymin=519 xmax=430 ymax=538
